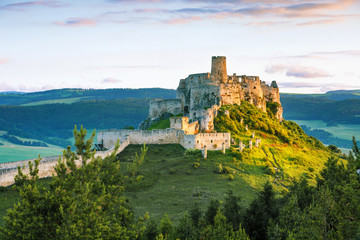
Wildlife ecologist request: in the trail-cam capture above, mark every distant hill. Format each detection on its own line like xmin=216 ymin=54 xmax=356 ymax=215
xmin=0 ymin=88 xmax=176 ymax=105
xmin=281 ymin=90 xmax=360 ymax=124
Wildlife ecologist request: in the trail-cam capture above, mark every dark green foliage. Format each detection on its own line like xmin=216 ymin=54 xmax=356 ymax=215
xmin=143 ymin=219 xmax=159 ymax=240
xmin=205 ymin=199 xmax=220 ymax=226
xmin=281 ymin=92 xmax=360 ymax=124
xmin=175 ymin=214 xmax=194 ymax=240
xmin=244 ymin=181 xmax=279 ymax=240
xmin=189 ymin=203 xmax=202 ymax=228
xmin=223 ymin=190 xmax=242 ymax=231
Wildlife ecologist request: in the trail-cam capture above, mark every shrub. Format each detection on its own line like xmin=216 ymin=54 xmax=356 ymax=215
xmin=228 ymin=174 xmax=234 ymax=181
xmin=192 ymin=162 xmax=200 ymax=169
xmin=169 ymin=168 xmax=177 ymax=175
xmin=186 ymin=170 xmax=192 ymax=175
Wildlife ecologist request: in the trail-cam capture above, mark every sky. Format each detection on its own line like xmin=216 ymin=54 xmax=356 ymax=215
xmin=0 ymin=0 xmax=359 ymax=93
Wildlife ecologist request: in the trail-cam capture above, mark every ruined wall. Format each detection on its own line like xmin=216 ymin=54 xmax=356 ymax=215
xmin=149 ymin=98 xmax=182 ymax=119
xmin=220 ymin=83 xmax=242 ymax=105
xmin=170 ymin=117 xmax=199 ymax=135
xmin=97 ymin=128 xmax=184 ymax=149
xmin=194 ymin=133 xmax=231 ymax=150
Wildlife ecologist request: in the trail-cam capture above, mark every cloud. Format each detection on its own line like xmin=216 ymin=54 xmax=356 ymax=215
xmin=164 ymin=16 xmax=202 ymax=24
xmin=265 ymin=64 xmax=287 ymax=74
xmin=0 ymin=58 xmax=9 ymax=65
xmin=266 ymin=63 xmax=332 ymax=78
xmin=102 ymin=78 xmax=122 ymax=83
xmin=279 ymin=82 xmax=321 ymax=88
xmin=1 ymin=1 xmax=68 ymax=11
xmin=286 ymin=65 xmax=332 ymax=78
xmin=54 ymin=18 xmax=97 ymax=27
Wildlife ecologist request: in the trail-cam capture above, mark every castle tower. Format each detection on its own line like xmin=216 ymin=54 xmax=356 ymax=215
xmin=211 ymin=56 xmax=227 ymax=83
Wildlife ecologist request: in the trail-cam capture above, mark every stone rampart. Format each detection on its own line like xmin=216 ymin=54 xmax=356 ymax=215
xmin=0 ymin=137 xmax=130 ymax=187
xmin=149 ymin=98 xmax=182 ymax=119
xmin=98 ymin=128 xmax=184 ymax=149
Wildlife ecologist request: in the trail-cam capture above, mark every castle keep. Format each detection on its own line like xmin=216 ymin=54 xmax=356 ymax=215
xmin=98 ymin=56 xmax=282 ymax=152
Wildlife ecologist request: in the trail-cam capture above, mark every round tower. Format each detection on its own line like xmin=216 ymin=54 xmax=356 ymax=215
xmin=211 ymin=56 xmax=227 ymax=83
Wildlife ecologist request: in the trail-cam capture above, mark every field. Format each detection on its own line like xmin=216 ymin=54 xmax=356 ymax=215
xmin=0 ymin=140 xmax=63 ymax=163
xmin=20 ymin=97 xmax=89 ymax=106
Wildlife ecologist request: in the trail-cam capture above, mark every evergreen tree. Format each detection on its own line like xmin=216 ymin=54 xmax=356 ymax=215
xmin=243 ymin=181 xmax=278 ymax=240
xmin=223 ymin=190 xmax=242 ymax=231
xmin=0 ymin=126 xmax=145 ymax=239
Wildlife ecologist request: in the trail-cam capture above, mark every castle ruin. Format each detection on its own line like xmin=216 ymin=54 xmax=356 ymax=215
xmin=145 ymin=56 xmax=283 ymax=131
xmin=98 ymin=56 xmax=282 ymax=152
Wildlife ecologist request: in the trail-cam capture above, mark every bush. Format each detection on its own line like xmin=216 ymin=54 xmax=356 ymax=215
xmin=192 ymin=162 xmax=200 ymax=169
xmin=186 ymin=170 xmax=192 ymax=175
xmin=169 ymin=168 xmax=177 ymax=175
xmin=228 ymin=174 xmax=234 ymax=181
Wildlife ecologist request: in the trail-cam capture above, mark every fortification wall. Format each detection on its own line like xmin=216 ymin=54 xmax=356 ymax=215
xmin=0 ymin=138 xmax=130 ymax=187
xmin=98 ymin=128 xmax=184 ymax=149
xmin=194 ymin=132 xmax=231 ymax=150
xmin=149 ymin=99 xmax=182 ymax=119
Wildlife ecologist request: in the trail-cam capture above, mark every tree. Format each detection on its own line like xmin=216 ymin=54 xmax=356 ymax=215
xmin=1 ymin=126 xmax=145 ymax=239
xmin=205 ymin=199 xmax=220 ymax=226
xmin=223 ymin=190 xmax=242 ymax=231
xmin=243 ymin=181 xmax=279 ymax=240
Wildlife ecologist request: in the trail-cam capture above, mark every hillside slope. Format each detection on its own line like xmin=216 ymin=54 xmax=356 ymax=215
xmin=116 ymin=101 xmax=341 ymax=221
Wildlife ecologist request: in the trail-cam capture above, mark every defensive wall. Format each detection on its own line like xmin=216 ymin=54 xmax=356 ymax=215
xmin=149 ymin=98 xmax=183 ymax=119
xmin=0 ymin=137 xmax=130 ymax=187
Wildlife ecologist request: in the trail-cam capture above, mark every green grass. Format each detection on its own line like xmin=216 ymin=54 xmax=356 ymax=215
xmin=148 ymin=118 xmax=170 ymax=130
xmin=116 ymin=137 xmax=333 ymax=222
xmin=20 ymin=97 xmax=88 ymax=106
xmin=0 ymin=139 xmax=63 ymax=163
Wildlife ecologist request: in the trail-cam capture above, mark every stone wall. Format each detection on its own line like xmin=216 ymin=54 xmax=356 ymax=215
xmin=97 ymin=128 xmax=184 ymax=149
xmin=194 ymin=132 xmax=231 ymax=150
xmin=149 ymin=98 xmax=182 ymax=119
xmin=0 ymin=137 xmax=130 ymax=187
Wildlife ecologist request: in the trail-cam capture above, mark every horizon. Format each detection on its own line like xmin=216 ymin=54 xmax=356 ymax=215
xmin=1 ymin=0 xmax=360 ymax=94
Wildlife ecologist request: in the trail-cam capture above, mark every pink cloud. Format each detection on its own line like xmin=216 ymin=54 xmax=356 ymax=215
xmin=1 ymin=1 xmax=68 ymax=11
xmin=54 ymin=18 xmax=96 ymax=27
xmin=164 ymin=16 xmax=202 ymax=24
xmin=266 ymin=63 xmax=332 ymax=78
xmin=0 ymin=58 xmax=9 ymax=64
xmin=102 ymin=78 xmax=122 ymax=83
xmin=286 ymin=65 xmax=332 ymax=78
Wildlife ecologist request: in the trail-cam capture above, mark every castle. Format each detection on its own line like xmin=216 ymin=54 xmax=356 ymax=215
xmin=97 ymin=56 xmax=282 ymax=152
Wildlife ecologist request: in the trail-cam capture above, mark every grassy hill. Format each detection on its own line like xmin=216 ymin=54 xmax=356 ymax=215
xmin=111 ymin=102 xmax=341 ymax=221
